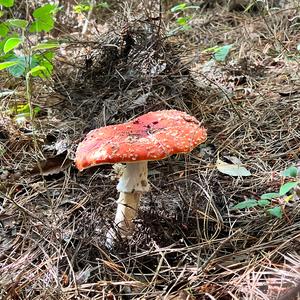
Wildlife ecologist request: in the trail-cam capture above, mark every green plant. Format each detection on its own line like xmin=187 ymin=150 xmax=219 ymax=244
xmin=0 ymin=3 xmax=58 ymax=78
xmin=232 ymin=166 xmax=299 ymax=218
xmin=73 ymin=1 xmax=109 ymax=14
xmin=168 ymin=3 xmax=199 ymax=35
xmin=202 ymin=44 xmax=234 ymax=62
xmin=97 ymin=1 xmax=109 ymax=9
xmin=7 ymin=101 xmax=42 ymax=124
xmin=74 ymin=2 xmax=92 ymax=13
xmin=0 ymin=2 xmax=59 ymax=120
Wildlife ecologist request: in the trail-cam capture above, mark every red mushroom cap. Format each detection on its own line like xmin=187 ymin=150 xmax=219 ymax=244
xmin=75 ymin=110 xmax=207 ymax=171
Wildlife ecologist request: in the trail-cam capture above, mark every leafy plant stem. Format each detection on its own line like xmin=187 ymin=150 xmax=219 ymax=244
xmin=82 ymin=0 xmax=95 ymax=36
xmin=25 ymin=71 xmax=33 ymax=121
xmin=25 ymin=55 xmax=39 ymax=153
xmin=25 ymin=69 xmax=52 ymax=203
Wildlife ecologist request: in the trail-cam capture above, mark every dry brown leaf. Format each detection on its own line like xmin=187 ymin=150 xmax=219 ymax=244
xmin=31 ymin=152 xmax=72 ymax=176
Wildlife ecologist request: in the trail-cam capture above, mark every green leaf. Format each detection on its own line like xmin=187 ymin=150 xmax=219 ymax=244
xmin=176 ymin=17 xmax=187 ymax=26
xmin=41 ymin=51 xmax=54 ymax=61
xmin=282 ymin=166 xmax=298 ymax=178
xmin=6 ymin=19 xmax=28 ymax=29
xmin=4 ymin=37 xmax=22 ymax=53
xmin=0 ymin=34 xmax=18 ymax=52
xmin=202 ymin=46 xmax=220 ymax=53
xmin=32 ymin=42 xmax=59 ymax=51
xmin=27 ymin=65 xmax=46 ymax=76
xmin=257 ymin=199 xmax=270 ymax=207
xmin=213 ymin=44 xmax=233 ymax=62
xmin=260 ymin=192 xmax=280 ymax=200
xmin=279 ymin=181 xmax=298 ymax=196
xmin=6 ymin=56 xmax=26 ymax=76
xmin=73 ymin=4 xmax=91 ymax=13
xmin=176 ymin=16 xmax=191 ymax=26
xmin=0 ymin=23 xmax=9 ymax=37
xmin=6 ymin=55 xmax=39 ymax=77
xmin=0 ymin=60 xmax=17 ymax=70
xmin=232 ymin=199 xmax=258 ymax=210
xmin=29 ymin=18 xmax=54 ymax=33
xmin=97 ymin=2 xmax=109 ymax=9
xmin=171 ymin=3 xmax=198 ymax=12
xmin=182 ymin=24 xmax=192 ymax=31
xmin=18 ymin=104 xmax=40 ymax=114
xmin=171 ymin=3 xmax=187 ymax=12
xmin=33 ymin=106 xmax=41 ymax=114
xmin=267 ymin=206 xmax=283 ymax=218
xmin=29 ymin=4 xmax=57 ymax=33
xmin=0 ymin=0 xmax=14 ymax=8
xmin=35 ymin=60 xmax=52 ymax=78
xmin=216 ymin=158 xmax=251 ymax=177
xmin=10 ymin=103 xmax=41 ymax=121
xmin=32 ymin=51 xmax=54 ymax=78
xmin=12 ymin=103 xmax=31 ymax=114
xmin=33 ymin=4 xmax=57 ymax=18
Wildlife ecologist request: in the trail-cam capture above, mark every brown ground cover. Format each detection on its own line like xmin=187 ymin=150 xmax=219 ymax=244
xmin=1 ymin=1 xmax=300 ymax=299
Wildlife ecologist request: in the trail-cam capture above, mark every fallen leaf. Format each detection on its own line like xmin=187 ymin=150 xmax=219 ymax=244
xmin=216 ymin=158 xmax=251 ymax=177
xmin=31 ymin=151 xmax=72 ymax=176
xmin=223 ymin=155 xmax=242 ymax=165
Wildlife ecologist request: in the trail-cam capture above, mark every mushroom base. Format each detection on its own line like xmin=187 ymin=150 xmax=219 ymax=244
xmin=106 ymin=191 xmax=142 ymax=247
xmin=114 ymin=191 xmax=141 ymax=234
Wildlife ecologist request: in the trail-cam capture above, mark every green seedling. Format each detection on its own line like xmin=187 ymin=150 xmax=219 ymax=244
xmin=0 ymin=3 xmax=59 ymax=124
xmin=0 ymin=0 xmax=14 ymax=8
xmin=233 ymin=165 xmax=299 ymax=218
xmin=73 ymin=1 xmax=109 ymax=13
xmin=0 ymin=3 xmax=58 ymax=77
xmin=168 ymin=3 xmax=199 ymax=35
xmin=202 ymin=44 xmax=234 ymax=62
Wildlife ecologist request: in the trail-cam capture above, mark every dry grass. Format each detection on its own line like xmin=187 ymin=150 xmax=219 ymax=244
xmin=1 ymin=1 xmax=300 ymax=299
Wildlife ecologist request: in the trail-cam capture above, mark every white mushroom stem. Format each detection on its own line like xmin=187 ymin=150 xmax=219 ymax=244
xmin=106 ymin=162 xmax=149 ymax=245
xmin=117 ymin=161 xmax=149 ymax=194
xmin=113 ymin=192 xmax=142 ymax=234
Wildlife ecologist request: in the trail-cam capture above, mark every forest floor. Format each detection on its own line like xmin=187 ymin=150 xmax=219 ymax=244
xmin=1 ymin=1 xmax=300 ymax=299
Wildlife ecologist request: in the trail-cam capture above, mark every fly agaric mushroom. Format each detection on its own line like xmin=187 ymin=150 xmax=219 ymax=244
xmin=75 ymin=110 xmax=207 ymax=244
